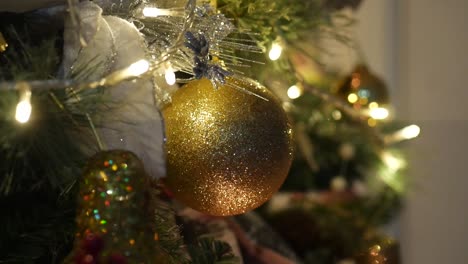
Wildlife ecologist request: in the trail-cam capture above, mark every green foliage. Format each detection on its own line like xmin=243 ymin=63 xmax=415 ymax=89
xmin=262 ymin=187 xmax=401 ymax=263
xmin=0 ymin=21 xmax=107 ymax=262
xmin=0 ymin=28 xmax=81 ymax=263
xmin=284 ymin=92 xmax=382 ymax=190
xmin=0 ymin=32 xmax=58 ymax=80
xmin=151 ymin=187 xmax=188 ymax=263
xmin=188 ymin=238 xmax=239 ymax=264
xmin=218 ymin=0 xmax=352 ymax=50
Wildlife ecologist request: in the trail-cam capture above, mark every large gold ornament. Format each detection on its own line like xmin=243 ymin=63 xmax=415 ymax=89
xmin=163 ymin=77 xmax=293 ymax=216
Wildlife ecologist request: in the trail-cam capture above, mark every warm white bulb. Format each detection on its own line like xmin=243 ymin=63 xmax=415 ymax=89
xmin=16 ymin=100 xmax=32 ymax=123
xmin=382 ymin=151 xmax=404 ymax=171
xmin=165 ymin=67 xmax=176 ymax=85
xmin=268 ymin=42 xmax=282 ymax=61
xmin=400 ymin=124 xmax=421 ymax=139
xmin=369 ymin=107 xmax=389 ymax=120
xmin=127 ymin=59 xmax=150 ymax=76
xmin=384 ymin=124 xmax=421 ymax=144
xmin=287 ymin=85 xmax=302 ymax=99
xmin=143 ymin=7 xmax=173 ymax=17
xmin=347 ymin=93 xmax=358 ymax=103
xmin=368 ymin=102 xmax=379 ymax=109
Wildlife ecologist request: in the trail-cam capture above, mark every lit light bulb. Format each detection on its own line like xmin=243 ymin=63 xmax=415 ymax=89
xmin=347 ymin=93 xmax=358 ymax=103
xmin=287 ymin=85 xmax=302 ymax=99
xmin=127 ymin=59 xmax=150 ymax=76
xmin=382 ymin=151 xmax=404 ymax=171
xmin=379 ymin=151 xmax=406 ymax=192
xmin=165 ymin=66 xmax=176 ymax=85
xmin=400 ymin=124 xmax=420 ymax=139
xmin=268 ymin=42 xmax=283 ymax=61
xmin=143 ymin=7 xmax=174 ymax=17
xmin=15 ymin=87 xmax=32 ymax=124
xmin=368 ymin=102 xmax=379 ymax=109
xmin=16 ymin=101 xmax=32 ymax=123
xmin=384 ymin=124 xmax=421 ymax=144
xmin=369 ymin=107 xmax=389 ymax=120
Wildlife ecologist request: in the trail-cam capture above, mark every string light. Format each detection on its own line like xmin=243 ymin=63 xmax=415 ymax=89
xmin=287 ymin=84 xmax=302 ymax=99
xmin=382 ymin=151 xmax=404 ymax=171
xmin=380 ymin=151 xmax=406 ymax=192
xmin=164 ymin=65 xmax=176 ymax=85
xmin=16 ymin=100 xmax=32 ymax=123
xmin=384 ymin=124 xmax=421 ymax=144
xmin=268 ymin=41 xmax=283 ymax=61
xmin=369 ymin=107 xmax=389 ymax=120
xmin=15 ymin=84 xmax=32 ymax=124
xmin=347 ymin=93 xmax=358 ymax=103
xmin=126 ymin=59 xmax=150 ymax=77
xmin=399 ymin=124 xmax=421 ymax=139
xmin=369 ymin=101 xmax=379 ymax=109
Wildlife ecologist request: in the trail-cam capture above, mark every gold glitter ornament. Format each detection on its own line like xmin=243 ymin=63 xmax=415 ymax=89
xmin=69 ymin=150 xmax=161 ymax=263
xmin=163 ymin=77 xmax=293 ymax=216
xmin=0 ymin=32 xmax=7 ymax=52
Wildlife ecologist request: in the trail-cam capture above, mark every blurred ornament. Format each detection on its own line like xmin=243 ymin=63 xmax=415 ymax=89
xmin=163 ymin=77 xmax=293 ymax=216
xmin=69 ymin=150 xmax=161 ymax=263
xmin=0 ymin=32 xmax=7 ymax=52
xmin=339 ymin=143 xmax=355 ymax=161
xmin=352 ymin=180 xmax=369 ymax=197
xmin=289 ymin=49 xmax=324 ymax=84
xmin=335 ymin=65 xmax=390 ymax=120
xmin=331 ymin=176 xmax=347 ymax=192
xmin=355 ymin=239 xmax=401 ymax=264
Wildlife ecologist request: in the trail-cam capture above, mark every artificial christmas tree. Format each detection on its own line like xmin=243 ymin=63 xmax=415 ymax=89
xmin=0 ymin=0 xmax=418 ymax=263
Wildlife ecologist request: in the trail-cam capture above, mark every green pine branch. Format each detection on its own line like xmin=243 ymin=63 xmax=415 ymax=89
xmin=218 ymin=0 xmax=354 ymax=50
xmin=188 ymin=238 xmax=239 ymax=264
xmin=0 ymin=22 xmax=101 ymax=263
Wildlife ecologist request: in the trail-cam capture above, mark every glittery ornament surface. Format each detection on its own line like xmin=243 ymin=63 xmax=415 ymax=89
xmin=163 ymin=78 xmax=293 ymax=216
xmin=0 ymin=32 xmax=7 ymax=52
xmin=71 ymin=150 xmax=159 ymax=263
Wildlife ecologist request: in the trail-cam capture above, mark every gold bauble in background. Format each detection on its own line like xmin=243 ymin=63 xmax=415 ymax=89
xmin=335 ymin=64 xmax=391 ymax=124
xmin=335 ymin=64 xmax=389 ymax=110
xmin=162 ymin=77 xmax=293 ymax=216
